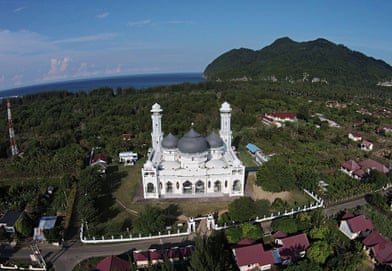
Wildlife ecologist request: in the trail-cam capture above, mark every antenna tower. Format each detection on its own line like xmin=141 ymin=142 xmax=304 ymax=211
xmin=7 ymin=99 xmax=18 ymax=156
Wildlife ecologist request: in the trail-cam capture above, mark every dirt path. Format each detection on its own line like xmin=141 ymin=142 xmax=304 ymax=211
xmin=246 ymin=172 xmax=291 ymax=203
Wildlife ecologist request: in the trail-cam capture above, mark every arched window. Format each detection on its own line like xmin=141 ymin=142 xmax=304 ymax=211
xmin=166 ymin=182 xmax=173 ymax=193
xmin=176 ymin=182 xmax=179 ymax=189
xmin=183 ymin=181 xmax=192 ymax=194
xmin=195 ymin=180 xmax=204 ymax=193
xmin=147 ymin=183 xmax=155 ymax=193
xmin=208 ymin=181 xmax=211 ymax=188
xmin=214 ymin=181 xmax=221 ymax=192
xmin=225 ymin=180 xmax=228 ymax=188
xmin=232 ymin=180 xmax=241 ymax=192
xmin=159 ymin=182 xmax=162 ymax=189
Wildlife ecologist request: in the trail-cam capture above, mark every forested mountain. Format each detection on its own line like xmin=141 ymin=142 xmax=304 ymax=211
xmin=204 ymin=37 xmax=392 ymax=86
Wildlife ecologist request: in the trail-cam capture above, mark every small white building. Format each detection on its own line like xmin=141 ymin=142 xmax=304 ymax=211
xmin=119 ymin=151 xmax=138 ymax=166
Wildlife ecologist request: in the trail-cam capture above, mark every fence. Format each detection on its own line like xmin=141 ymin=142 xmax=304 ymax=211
xmin=80 ymin=189 xmax=324 ymax=244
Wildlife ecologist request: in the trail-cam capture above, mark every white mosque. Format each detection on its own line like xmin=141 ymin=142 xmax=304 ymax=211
xmin=142 ymin=102 xmax=245 ymax=199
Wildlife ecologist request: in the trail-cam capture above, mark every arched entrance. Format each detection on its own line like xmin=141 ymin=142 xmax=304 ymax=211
xmin=166 ymin=182 xmax=173 ymax=193
xmin=183 ymin=181 xmax=192 ymax=194
xmin=195 ymin=180 xmax=205 ymax=193
xmin=146 ymin=183 xmax=155 ymax=193
xmin=232 ymin=180 xmax=241 ymax=192
xmin=214 ymin=180 xmax=221 ymax=192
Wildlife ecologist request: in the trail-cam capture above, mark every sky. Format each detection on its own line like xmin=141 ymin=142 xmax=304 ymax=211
xmin=0 ymin=0 xmax=391 ymax=91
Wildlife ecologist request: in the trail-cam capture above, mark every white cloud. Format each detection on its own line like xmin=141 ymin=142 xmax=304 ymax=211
xmin=0 ymin=29 xmax=56 ymax=55
xmin=105 ymin=64 xmax=122 ymax=75
xmin=53 ymin=33 xmax=117 ymax=44
xmin=43 ymin=57 xmax=71 ymax=81
xmin=96 ymin=12 xmax=109 ymax=19
xmin=11 ymin=74 xmax=23 ymax=86
xmin=14 ymin=6 xmax=27 ymax=13
xmin=127 ymin=19 xmax=151 ymax=27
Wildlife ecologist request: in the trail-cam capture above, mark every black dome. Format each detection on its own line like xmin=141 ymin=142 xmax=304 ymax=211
xmin=206 ymin=132 xmax=224 ymax=148
xmin=177 ymin=128 xmax=209 ymax=153
xmin=162 ymin=133 xmax=178 ymax=149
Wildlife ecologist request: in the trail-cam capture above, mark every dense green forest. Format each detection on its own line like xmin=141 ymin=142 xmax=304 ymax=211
xmin=204 ymin=37 xmax=392 ymax=86
xmin=0 ymin=80 xmax=391 ymax=269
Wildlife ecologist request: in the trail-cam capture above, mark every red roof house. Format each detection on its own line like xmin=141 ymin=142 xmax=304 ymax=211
xmin=362 ymin=231 xmax=392 ymax=265
xmin=348 ymin=132 xmax=362 ymax=142
xmin=95 ymin=256 xmax=130 ymax=271
xmin=359 ymin=159 xmax=389 ymax=174
xmin=150 ymin=249 xmax=165 ymax=265
xmin=339 ymin=215 xmax=374 ymax=240
xmin=276 ymin=233 xmax=310 ymax=262
xmin=360 ymin=140 xmax=374 ymax=151
xmin=133 ymin=250 xmax=149 ymax=268
xmin=232 ymin=243 xmax=275 ymax=271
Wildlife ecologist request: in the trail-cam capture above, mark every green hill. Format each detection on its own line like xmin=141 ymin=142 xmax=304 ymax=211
xmin=203 ymin=37 xmax=392 ymax=86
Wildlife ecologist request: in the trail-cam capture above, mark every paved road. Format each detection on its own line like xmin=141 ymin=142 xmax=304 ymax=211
xmin=7 ymin=235 xmax=193 ymax=271
xmin=322 ymin=197 xmax=368 ymax=217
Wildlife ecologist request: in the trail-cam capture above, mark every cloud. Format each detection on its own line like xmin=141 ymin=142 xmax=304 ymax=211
xmin=14 ymin=6 xmax=27 ymax=13
xmin=127 ymin=19 xmax=151 ymax=27
xmin=53 ymin=33 xmax=117 ymax=44
xmin=43 ymin=57 xmax=71 ymax=81
xmin=11 ymin=74 xmax=23 ymax=86
xmin=0 ymin=29 xmax=56 ymax=55
xmin=96 ymin=12 xmax=109 ymax=19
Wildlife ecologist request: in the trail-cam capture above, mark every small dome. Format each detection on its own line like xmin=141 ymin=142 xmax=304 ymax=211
xmin=151 ymin=103 xmax=162 ymax=113
xmin=162 ymin=133 xmax=178 ymax=149
xmin=206 ymin=132 xmax=224 ymax=148
xmin=177 ymin=128 xmax=209 ymax=154
xmin=206 ymin=159 xmax=227 ymax=169
xmin=220 ymin=101 xmax=231 ymax=112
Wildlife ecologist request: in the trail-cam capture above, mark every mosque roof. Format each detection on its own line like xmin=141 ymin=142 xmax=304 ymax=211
xmin=177 ymin=128 xmax=209 ymax=154
xmin=162 ymin=133 xmax=178 ymax=149
xmin=205 ymin=132 xmax=224 ymax=148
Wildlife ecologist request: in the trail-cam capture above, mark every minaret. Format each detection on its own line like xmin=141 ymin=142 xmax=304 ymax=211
xmin=151 ymin=103 xmax=163 ymax=151
xmin=7 ymin=99 xmax=18 ymax=156
xmin=219 ymin=101 xmax=232 ymax=148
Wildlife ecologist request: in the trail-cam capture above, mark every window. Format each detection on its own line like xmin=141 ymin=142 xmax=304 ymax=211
xmin=147 ymin=183 xmax=155 ymax=193
xmin=225 ymin=180 xmax=228 ymax=188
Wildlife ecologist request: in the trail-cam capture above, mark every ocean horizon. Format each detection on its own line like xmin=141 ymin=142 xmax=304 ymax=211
xmin=0 ymin=72 xmax=205 ymax=99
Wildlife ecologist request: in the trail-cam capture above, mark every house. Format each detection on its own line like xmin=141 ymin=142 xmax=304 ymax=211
xmin=232 ymin=243 xmax=276 ymax=271
xmin=179 ymin=245 xmax=193 ymax=260
xmin=96 ymin=255 xmax=130 ymax=271
xmin=362 ymin=230 xmax=392 ymax=266
xmin=167 ymin=247 xmax=181 ymax=262
xmin=275 ymin=233 xmax=310 ymax=264
xmin=360 ymin=140 xmax=374 ymax=151
xmin=33 ymin=216 xmax=58 ymax=241
xmin=358 ymin=159 xmax=389 ymax=174
xmin=384 ymin=125 xmax=392 ymax=134
xmin=232 ymin=233 xmax=310 ymax=270
xmin=133 ymin=250 xmax=149 ymax=268
xmin=348 ymin=132 xmax=362 ymax=142
xmin=0 ymin=211 xmax=23 ymax=233
xmin=91 ymin=154 xmax=109 ymax=173
xmin=122 ymin=133 xmax=133 ymax=141
xmin=339 ymin=214 xmax=373 ymax=240
xmin=340 ymin=160 xmax=364 ymax=180
xmin=150 ymin=249 xmax=165 ymax=265
xmin=262 ymin=112 xmax=297 ymax=128
xmin=246 ymin=143 xmax=261 ymax=155
xmin=118 ymin=151 xmax=138 ymax=166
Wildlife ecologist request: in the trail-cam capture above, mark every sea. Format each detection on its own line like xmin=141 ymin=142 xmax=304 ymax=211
xmin=0 ymin=72 xmax=205 ymax=99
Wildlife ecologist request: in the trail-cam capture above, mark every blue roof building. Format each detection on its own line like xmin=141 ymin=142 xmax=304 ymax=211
xmin=246 ymin=143 xmax=261 ymax=154
xmin=33 ymin=216 xmax=57 ymax=240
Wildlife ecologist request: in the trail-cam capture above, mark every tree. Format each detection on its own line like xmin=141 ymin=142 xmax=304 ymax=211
xmin=133 ymin=205 xmax=165 ymax=235
xmin=256 ymin=155 xmax=297 ymax=192
xmin=225 ymin=223 xmax=263 ymax=244
xmin=285 ymin=259 xmax=322 ymax=271
xmin=15 ymin=214 xmax=33 ymax=238
xmin=271 ymin=217 xmax=298 ymax=234
xmin=307 ymin=240 xmax=333 ymax=265
xmin=228 ymin=197 xmax=255 ymax=222
xmin=188 ymin=234 xmax=236 ymax=271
